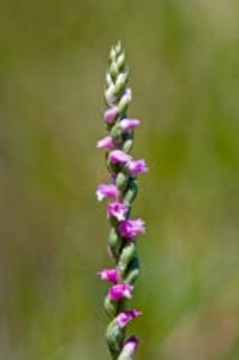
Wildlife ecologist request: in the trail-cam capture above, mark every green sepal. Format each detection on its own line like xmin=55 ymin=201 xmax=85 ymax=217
xmin=104 ymin=296 xmax=118 ymax=318
xmin=114 ymin=72 xmax=129 ymax=97
xmin=124 ymin=255 xmax=140 ymax=285
xmin=106 ymin=319 xmax=123 ymax=355
xmin=116 ymin=172 xmax=129 ymax=192
xmin=118 ymin=95 xmax=129 ymax=114
xmin=109 ymin=50 xmax=116 ymax=62
xmin=117 ymin=53 xmax=126 ymax=72
xmin=110 ymin=62 xmax=118 ymax=81
xmin=125 ymin=268 xmax=140 ymax=285
xmin=122 ymin=138 xmax=134 ymax=153
xmin=114 ymin=41 xmax=122 ymax=56
xmin=110 ymin=123 xmax=122 ymax=140
xmin=108 ymin=227 xmax=121 ymax=250
xmin=123 ymin=180 xmax=138 ymax=206
xmin=118 ymin=242 xmax=135 ymax=273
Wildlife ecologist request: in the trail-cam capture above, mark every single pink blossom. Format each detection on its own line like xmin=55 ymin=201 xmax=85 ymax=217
xmin=109 ymin=150 xmax=132 ymax=164
xmin=119 ymin=219 xmax=146 ymax=239
xmin=104 ymin=107 xmax=118 ymax=124
xmin=96 ymin=184 xmax=118 ymax=201
xmin=126 ymin=159 xmax=148 ymax=175
xmin=96 ymin=136 xmax=114 ymax=150
xmin=116 ymin=309 xmax=142 ymax=328
xmin=107 ymin=202 xmax=128 ymax=221
xmin=98 ymin=268 xmax=119 ymax=283
xmin=121 ymin=88 xmax=132 ymax=103
xmin=108 ymin=283 xmax=133 ymax=301
xmin=119 ymin=337 xmax=139 ymax=359
xmin=120 ymin=118 xmax=140 ymax=130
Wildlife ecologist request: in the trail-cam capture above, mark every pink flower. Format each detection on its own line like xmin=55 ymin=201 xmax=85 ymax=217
xmin=98 ymin=268 xmax=119 ymax=283
xmin=119 ymin=219 xmax=145 ymax=239
xmin=104 ymin=107 xmax=118 ymax=124
xmin=108 ymin=283 xmax=133 ymax=301
xmin=120 ymin=119 xmax=140 ymax=130
xmin=96 ymin=136 xmax=114 ymax=150
xmin=119 ymin=337 xmax=139 ymax=359
xmin=109 ymin=150 xmax=132 ymax=164
xmin=107 ymin=202 xmax=128 ymax=221
xmin=121 ymin=88 xmax=132 ymax=103
xmin=96 ymin=184 xmax=118 ymax=201
xmin=116 ymin=309 xmax=142 ymax=328
xmin=126 ymin=159 xmax=148 ymax=175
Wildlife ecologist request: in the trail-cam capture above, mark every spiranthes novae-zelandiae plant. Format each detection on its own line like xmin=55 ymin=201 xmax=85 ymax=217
xmin=96 ymin=42 xmax=148 ymax=360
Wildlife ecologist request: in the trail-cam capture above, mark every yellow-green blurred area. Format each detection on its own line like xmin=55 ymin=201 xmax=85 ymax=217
xmin=0 ymin=0 xmax=239 ymax=359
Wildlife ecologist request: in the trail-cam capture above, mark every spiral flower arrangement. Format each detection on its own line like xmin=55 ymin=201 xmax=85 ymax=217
xmin=96 ymin=42 xmax=148 ymax=359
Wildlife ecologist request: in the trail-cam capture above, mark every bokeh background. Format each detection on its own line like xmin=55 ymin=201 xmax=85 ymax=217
xmin=1 ymin=0 xmax=239 ymax=359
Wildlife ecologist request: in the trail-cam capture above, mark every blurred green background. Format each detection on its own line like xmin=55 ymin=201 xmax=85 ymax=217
xmin=1 ymin=0 xmax=239 ymax=359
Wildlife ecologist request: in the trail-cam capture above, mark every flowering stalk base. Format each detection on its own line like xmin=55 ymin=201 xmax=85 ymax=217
xmin=96 ymin=42 xmax=147 ymax=359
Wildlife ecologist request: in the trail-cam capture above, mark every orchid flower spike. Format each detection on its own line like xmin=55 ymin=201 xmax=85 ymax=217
xmin=96 ymin=41 xmax=147 ymax=359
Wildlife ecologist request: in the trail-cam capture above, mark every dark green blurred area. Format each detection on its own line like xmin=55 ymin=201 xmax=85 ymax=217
xmin=0 ymin=0 xmax=239 ymax=359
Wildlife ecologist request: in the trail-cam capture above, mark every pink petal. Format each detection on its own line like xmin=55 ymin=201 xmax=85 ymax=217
xmin=96 ymin=184 xmax=118 ymax=201
xmin=96 ymin=136 xmax=114 ymax=150
xmin=116 ymin=309 xmax=142 ymax=328
xmin=104 ymin=107 xmax=118 ymax=124
xmin=119 ymin=219 xmax=146 ymax=239
xmin=126 ymin=159 xmax=148 ymax=175
xmin=108 ymin=283 xmax=134 ymax=301
xmin=98 ymin=269 xmax=119 ymax=283
xmin=119 ymin=337 xmax=139 ymax=359
xmin=120 ymin=119 xmax=140 ymax=130
xmin=109 ymin=150 xmax=132 ymax=164
xmin=107 ymin=202 xmax=128 ymax=221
